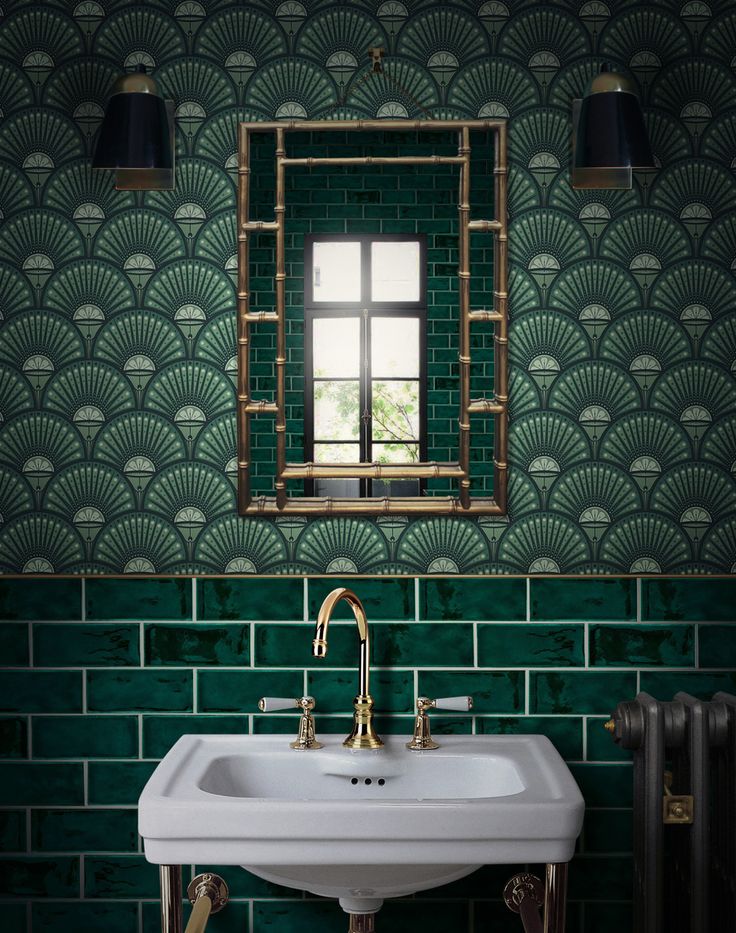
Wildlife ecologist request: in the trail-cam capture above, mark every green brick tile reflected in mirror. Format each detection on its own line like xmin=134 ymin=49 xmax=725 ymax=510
xmin=0 ymin=624 xmax=30 ymax=666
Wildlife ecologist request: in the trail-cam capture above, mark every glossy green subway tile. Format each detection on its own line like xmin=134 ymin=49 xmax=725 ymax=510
xmin=32 ymin=809 xmax=138 ymax=853
xmin=418 ymin=670 xmax=523 ymax=714
xmin=0 ymin=580 xmax=81 ymax=621
xmin=567 ymin=853 xmax=633 ymax=901
xmin=530 ymin=671 xmax=637 ymax=714
xmin=373 ymin=623 xmax=474 ymax=666
xmin=583 ymin=903 xmax=634 ymax=933
xmin=198 ymin=578 xmax=303 ymax=620
xmin=0 ymin=762 xmax=83 ymax=806
xmin=582 ymin=809 xmax=633 ymax=854
xmin=0 ymin=623 xmax=29 ymax=665
xmin=477 ymin=623 xmax=584 ymax=667
xmin=307 ymin=669 xmax=414 ymax=714
xmin=0 ymin=717 xmax=27 ymax=758
xmin=586 ymin=717 xmax=632 ymax=762
xmin=0 ymin=856 xmax=79 ymax=897
xmin=33 ymin=623 xmax=140 ymax=667
xmin=639 ymin=670 xmax=736 ymax=699
xmin=198 ymin=670 xmax=303 ymax=713
xmin=420 ymin=578 xmax=526 ymax=620
xmin=531 ymin=578 xmax=635 ymax=621
xmin=0 ymin=670 xmax=82 ymax=713
xmin=1 ymin=903 xmax=25 ymax=933
xmin=697 ymin=624 xmax=736 ymax=668
xmin=0 ymin=810 xmax=25 ymax=852
xmin=569 ymin=763 xmax=633 ymax=808
xmin=252 ymin=714 xmax=353 ymax=735
xmin=255 ymin=622 xmax=352 ymax=666
xmin=145 ymin=623 xmax=249 ymax=666
xmin=642 ymin=578 xmax=736 ymax=621
xmin=85 ymin=854 xmax=159 ymax=899
xmin=142 ymin=714 xmax=247 ymax=757
xmin=196 ymin=863 xmax=293 ymax=899
xmin=86 ymin=578 xmax=192 ymax=621
xmin=32 ymin=715 xmax=138 ymax=759
xmin=142 ymin=901 xmax=249 ymax=933
xmin=476 ymin=716 xmax=583 ymax=760
xmin=34 ymin=902 xmax=139 ymax=933
xmin=87 ymin=762 xmax=158 ymax=806
xmin=87 ymin=669 xmax=193 ymax=711
xmin=589 ymin=624 xmax=694 ymax=667
xmin=308 ymin=578 xmax=413 ymax=620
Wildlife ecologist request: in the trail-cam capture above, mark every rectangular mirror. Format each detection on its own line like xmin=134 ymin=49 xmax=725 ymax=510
xmin=237 ymin=120 xmax=508 ymax=515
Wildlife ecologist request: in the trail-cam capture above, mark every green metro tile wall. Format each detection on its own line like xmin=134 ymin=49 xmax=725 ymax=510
xmin=0 ymin=0 xmax=734 ymax=574
xmin=0 ymin=575 xmax=734 ymax=933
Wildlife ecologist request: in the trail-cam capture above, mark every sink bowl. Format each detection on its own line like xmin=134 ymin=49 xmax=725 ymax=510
xmin=139 ymin=734 xmax=583 ymax=912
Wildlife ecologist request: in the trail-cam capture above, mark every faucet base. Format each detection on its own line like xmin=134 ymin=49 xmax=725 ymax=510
xmin=343 ymin=696 xmax=384 ymax=750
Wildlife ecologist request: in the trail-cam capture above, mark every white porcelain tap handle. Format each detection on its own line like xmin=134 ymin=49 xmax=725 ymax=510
xmin=433 ymin=696 xmax=473 ymax=712
xmin=258 ymin=697 xmax=300 ymax=712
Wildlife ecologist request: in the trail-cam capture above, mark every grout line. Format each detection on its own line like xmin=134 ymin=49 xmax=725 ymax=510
xmin=139 ymin=622 xmax=145 ymax=669
xmin=80 ymin=577 xmax=86 ymax=622
xmin=472 ymin=621 xmax=478 ymax=668
xmin=26 ymin=900 xmax=31 ymax=933
xmin=303 ymin=578 xmax=309 ymax=621
xmin=636 ymin=577 xmax=642 ymax=623
xmin=79 ymin=853 xmax=85 ymax=899
xmin=524 ymin=670 xmax=529 ymax=715
xmin=83 ymin=760 xmax=89 ymax=806
xmin=250 ymin=622 xmax=255 ymax=668
xmin=27 ymin=715 xmax=32 ymax=758
xmin=191 ymin=577 xmax=197 ymax=621
xmin=138 ymin=714 xmax=143 ymax=758
xmin=25 ymin=808 xmax=31 ymax=854
xmin=694 ymin=623 xmax=699 ymax=669
xmin=525 ymin=576 xmax=531 ymax=621
xmin=414 ymin=577 xmax=420 ymax=621
xmin=81 ymin=671 xmax=87 ymax=714
xmin=584 ymin=621 xmax=589 ymax=669
xmin=192 ymin=669 xmax=198 ymax=714
xmin=28 ymin=622 xmax=33 ymax=667
xmin=582 ymin=715 xmax=588 ymax=761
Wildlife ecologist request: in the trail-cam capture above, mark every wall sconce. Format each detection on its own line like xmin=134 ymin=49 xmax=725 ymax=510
xmin=572 ymin=65 xmax=655 ymax=189
xmin=92 ymin=65 xmax=174 ymax=190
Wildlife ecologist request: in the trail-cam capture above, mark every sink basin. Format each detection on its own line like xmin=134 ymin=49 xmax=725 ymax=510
xmin=139 ymin=734 xmax=583 ymax=912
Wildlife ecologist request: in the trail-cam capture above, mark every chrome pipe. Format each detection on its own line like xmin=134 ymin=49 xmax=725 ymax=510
xmin=184 ymin=873 xmax=229 ymax=933
xmin=160 ymin=865 xmax=182 ymax=933
xmin=543 ymin=863 xmax=568 ymax=933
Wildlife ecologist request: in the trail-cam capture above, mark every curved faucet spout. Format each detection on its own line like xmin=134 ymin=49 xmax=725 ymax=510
xmin=312 ymin=587 xmax=383 ymax=750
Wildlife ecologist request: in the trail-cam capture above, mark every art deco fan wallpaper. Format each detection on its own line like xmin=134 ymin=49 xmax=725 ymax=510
xmin=0 ymin=0 xmax=735 ymax=575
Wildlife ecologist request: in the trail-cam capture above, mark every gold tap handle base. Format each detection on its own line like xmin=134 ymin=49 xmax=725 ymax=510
xmin=343 ymin=696 xmax=384 ymax=750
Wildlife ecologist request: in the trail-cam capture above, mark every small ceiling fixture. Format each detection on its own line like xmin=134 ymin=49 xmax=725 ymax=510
xmin=572 ymin=65 xmax=655 ymax=189
xmin=92 ymin=64 xmax=174 ymax=190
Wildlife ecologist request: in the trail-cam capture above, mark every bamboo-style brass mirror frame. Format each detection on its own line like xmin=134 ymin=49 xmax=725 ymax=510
xmin=237 ymin=119 xmax=508 ymax=515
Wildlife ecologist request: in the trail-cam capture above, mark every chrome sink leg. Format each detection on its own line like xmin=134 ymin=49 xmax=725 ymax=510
xmin=160 ymin=865 xmax=183 ymax=933
xmin=348 ymin=913 xmax=376 ymax=933
xmin=543 ymin=863 xmax=568 ymax=933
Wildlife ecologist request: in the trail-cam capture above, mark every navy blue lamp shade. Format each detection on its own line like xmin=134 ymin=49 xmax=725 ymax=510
xmin=92 ymin=65 xmax=172 ymax=171
xmin=573 ymin=67 xmax=655 ymax=171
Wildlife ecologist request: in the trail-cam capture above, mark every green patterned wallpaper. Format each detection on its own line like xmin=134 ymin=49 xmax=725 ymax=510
xmin=1 ymin=0 xmax=736 ymax=575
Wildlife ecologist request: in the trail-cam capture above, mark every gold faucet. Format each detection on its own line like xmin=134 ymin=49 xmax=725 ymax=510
xmin=312 ymin=587 xmax=383 ymax=750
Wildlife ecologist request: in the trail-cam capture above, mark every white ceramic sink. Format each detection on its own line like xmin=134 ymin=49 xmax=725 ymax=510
xmin=140 ymin=733 xmax=583 ymax=912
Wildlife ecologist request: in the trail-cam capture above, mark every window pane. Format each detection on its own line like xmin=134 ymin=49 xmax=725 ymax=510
xmin=313 ymin=317 xmax=360 ymax=378
xmin=372 ymin=380 xmax=420 ymax=441
xmin=314 ymin=380 xmax=359 ymax=441
xmin=312 ymin=242 xmax=361 ymax=302
xmin=315 ymin=478 xmax=361 ymax=499
xmin=314 ymin=443 xmax=360 ymax=463
xmin=371 ymin=241 xmax=420 ymax=302
xmin=372 ymin=318 xmax=419 ymax=378
xmin=372 ymin=442 xmax=420 ymax=463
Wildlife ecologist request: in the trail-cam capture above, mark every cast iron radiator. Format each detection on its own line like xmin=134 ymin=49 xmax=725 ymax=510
xmin=607 ymin=692 xmax=736 ymax=933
